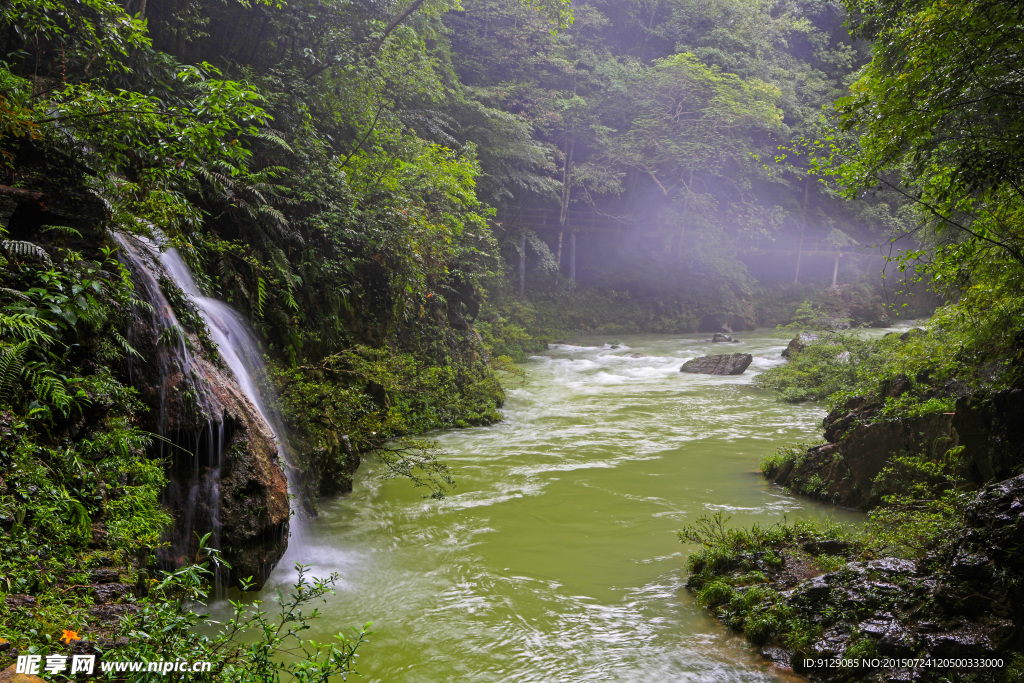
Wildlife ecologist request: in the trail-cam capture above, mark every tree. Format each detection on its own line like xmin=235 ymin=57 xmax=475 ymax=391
xmin=825 ymin=0 xmax=1024 ymax=274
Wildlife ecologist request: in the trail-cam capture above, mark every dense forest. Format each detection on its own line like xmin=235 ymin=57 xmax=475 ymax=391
xmin=2 ymin=0 xmax=1023 ymax=680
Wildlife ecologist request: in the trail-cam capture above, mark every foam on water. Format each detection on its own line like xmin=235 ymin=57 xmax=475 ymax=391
xmin=253 ymin=330 xmax=863 ymax=682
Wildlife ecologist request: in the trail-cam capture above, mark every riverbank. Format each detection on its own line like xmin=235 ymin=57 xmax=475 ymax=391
xmin=476 ymin=278 xmax=938 ymax=363
xmin=686 ymin=316 xmax=1024 ymax=681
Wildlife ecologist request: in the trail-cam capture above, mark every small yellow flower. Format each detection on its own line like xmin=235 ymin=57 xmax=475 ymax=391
xmin=60 ymin=629 xmax=81 ymax=645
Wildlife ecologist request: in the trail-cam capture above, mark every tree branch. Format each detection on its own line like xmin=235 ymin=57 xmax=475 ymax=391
xmin=875 ymin=176 xmax=1024 ymax=265
xmin=304 ymin=0 xmax=428 ymax=81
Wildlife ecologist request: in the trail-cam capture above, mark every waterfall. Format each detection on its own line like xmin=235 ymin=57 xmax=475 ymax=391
xmin=115 ymin=232 xmax=294 ymax=589
xmin=156 ymin=246 xmax=306 ymax=534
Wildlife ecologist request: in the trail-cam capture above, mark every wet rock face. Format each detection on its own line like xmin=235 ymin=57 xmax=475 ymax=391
xmin=120 ymin=238 xmax=288 ymax=588
xmin=754 ymin=553 xmax=1009 ymax=680
xmin=198 ymin=353 xmax=289 ymax=587
xmin=766 ymin=386 xmax=1024 ymax=511
xmin=680 ymin=353 xmax=753 ymax=375
xmin=945 ymin=473 xmax=1024 ymax=622
xmin=952 ymin=388 xmax=1024 ymax=482
xmin=780 ymin=412 xmax=957 ymax=509
xmin=766 ymin=388 xmax=959 ymax=509
xmin=749 ymin=478 xmax=1024 ymax=682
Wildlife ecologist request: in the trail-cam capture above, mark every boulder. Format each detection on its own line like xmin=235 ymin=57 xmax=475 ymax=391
xmin=711 ymin=332 xmax=732 ymax=343
xmin=770 ymin=410 xmax=958 ymax=509
xmin=780 ymin=333 xmax=818 ymax=359
xmin=680 ymin=353 xmax=753 ymax=375
xmin=0 ymin=665 xmax=45 ymax=683
xmin=952 ymin=388 xmax=1024 ymax=482
xmin=118 ymin=235 xmax=288 ymax=588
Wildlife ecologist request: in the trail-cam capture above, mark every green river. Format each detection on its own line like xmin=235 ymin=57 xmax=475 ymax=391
xmin=262 ymin=331 xmax=865 ymax=681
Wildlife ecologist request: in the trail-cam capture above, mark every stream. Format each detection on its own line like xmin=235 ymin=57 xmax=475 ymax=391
xmin=259 ymin=332 xmax=865 ymax=682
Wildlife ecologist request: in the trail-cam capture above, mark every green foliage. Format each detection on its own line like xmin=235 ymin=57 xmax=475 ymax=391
xmin=865 ymin=490 xmax=969 ymax=559
xmin=114 ymin=556 xmax=370 ymax=683
xmin=760 ymin=444 xmax=808 ymax=475
xmin=834 ymin=0 xmax=1024 ymax=265
xmin=758 ymin=268 xmax=1024 ymax=415
xmin=271 ymin=345 xmax=501 ymax=500
xmin=611 ymin=52 xmax=784 ymax=198
xmin=681 ymin=512 xmax=861 ymax=650
xmin=680 ymin=511 xmax=858 ymax=589
xmin=862 ymin=445 xmax=972 ymax=558
xmin=2 ymin=539 xmax=370 ymax=681
xmin=754 ymin=322 xmax=874 ymax=403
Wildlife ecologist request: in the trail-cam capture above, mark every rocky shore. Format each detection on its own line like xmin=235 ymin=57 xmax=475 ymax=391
xmin=686 ymin=382 xmax=1024 ymax=681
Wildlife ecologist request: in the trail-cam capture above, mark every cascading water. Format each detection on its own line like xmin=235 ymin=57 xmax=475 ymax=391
xmin=156 ymin=245 xmax=306 ymax=538
xmin=116 ymin=235 xmax=229 ymax=586
xmin=115 ymin=232 xmax=292 ymax=588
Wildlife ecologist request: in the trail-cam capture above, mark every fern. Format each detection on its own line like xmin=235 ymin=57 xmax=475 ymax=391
xmin=0 ymin=286 xmax=32 ymax=302
xmin=64 ymin=497 xmax=92 ymax=540
xmin=41 ymin=224 xmax=83 ymax=239
xmin=0 ymin=346 xmax=78 ymax=415
xmin=157 ymin=324 xmax=187 ymax=348
xmin=112 ymin=329 xmax=143 ymax=360
xmin=255 ymin=128 xmax=294 ymax=154
xmin=0 ymin=312 xmax=57 ymax=345
xmin=24 ymin=362 xmax=76 ymax=415
xmin=0 ymin=341 xmax=28 ymax=403
xmin=256 ymin=276 xmax=267 ymax=318
xmin=1 ymin=239 xmax=52 ymax=265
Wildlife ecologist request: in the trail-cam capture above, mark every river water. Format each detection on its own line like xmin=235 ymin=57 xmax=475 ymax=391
xmin=260 ymin=331 xmax=864 ymax=682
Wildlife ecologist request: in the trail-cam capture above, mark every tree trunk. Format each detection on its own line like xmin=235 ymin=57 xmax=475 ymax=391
xmin=795 ymin=175 xmax=810 ymax=283
xmin=557 ymin=128 xmax=574 ymax=269
xmin=794 ymin=230 xmax=804 ymax=283
xmin=569 ymin=231 xmax=576 ymax=282
xmin=519 ymin=235 xmax=526 ymax=297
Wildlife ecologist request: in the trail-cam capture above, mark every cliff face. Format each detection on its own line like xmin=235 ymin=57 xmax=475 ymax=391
xmin=764 ymin=385 xmax=1024 ymax=510
xmin=119 ymin=236 xmax=289 ymax=588
xmin=952 ymin=388 xmax=1024 ymax=483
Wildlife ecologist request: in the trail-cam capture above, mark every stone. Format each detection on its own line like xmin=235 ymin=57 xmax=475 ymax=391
xmin=802 ymin=539 xmax=852 ymax=556
xmin=92 ymin=583 xmax=132 ymax=605
xmin=680 ymin=353 xmax=753 ymax=375
xmin=865 ymin=558 xmax=917 ymax=576
xmin=760 ymin=647 xmax=791 ymax=669
xmin=808 ymin=624 xmax=850 ymax=659
xmin=88 ymin=603 xmax=140 ymax=622
xmin=3 ymin=595 xmax=35 ymax=609
xmin=925 ymin=628 xmax=995 ymax=659
xmin=0 ymin=665 xmax=45 ymax=683
xmin=780 ymin=333 xmax=817 ymax=359
xmin=89 ymin=568 xmax=120 ymax=584
xmin=711 ymin=332 xmax=732 ymax=342
xmin=949 ymin=552 xmax=991 ymax=581
xmin=794 ymin=575 xmax=832 ymax=604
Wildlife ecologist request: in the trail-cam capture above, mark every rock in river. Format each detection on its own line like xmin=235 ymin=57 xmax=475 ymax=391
xmin=680 ymin=353 xmax=753 ymax=375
